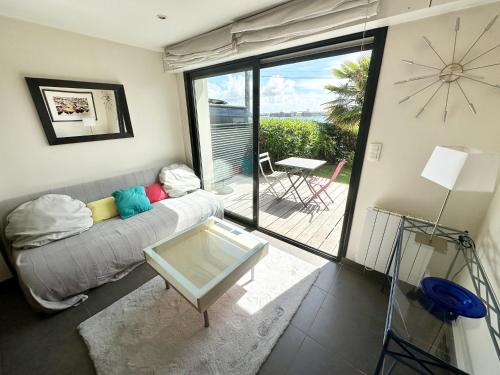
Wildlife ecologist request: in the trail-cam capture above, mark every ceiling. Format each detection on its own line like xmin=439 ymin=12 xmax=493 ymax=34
xmin=0 ymin=0 xmax=287 ymax=51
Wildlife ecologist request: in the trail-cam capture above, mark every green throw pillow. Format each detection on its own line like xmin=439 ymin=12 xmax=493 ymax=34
xmin=112 ymin=186 xmax=152 ymax=219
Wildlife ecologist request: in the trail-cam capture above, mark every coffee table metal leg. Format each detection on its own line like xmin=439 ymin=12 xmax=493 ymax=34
xmin=203 ymin=310 xmax=209 ymax=328
xmin=165 ymin=279 xmax=170 ymax=289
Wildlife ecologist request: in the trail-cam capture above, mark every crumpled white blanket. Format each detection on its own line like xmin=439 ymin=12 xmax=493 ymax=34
xmin=5 ymin=194 xmax=93 ymax=249
xmin=159 ymin=164 xmax=201 ymax=197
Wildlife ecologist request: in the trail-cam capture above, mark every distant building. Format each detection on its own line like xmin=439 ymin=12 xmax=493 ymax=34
xmin=208 ymin=99 xmax=252 ymax=182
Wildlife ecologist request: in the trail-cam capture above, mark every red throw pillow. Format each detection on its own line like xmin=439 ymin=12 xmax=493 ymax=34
xmin=144 ymin=183 xmax=168 ymax=203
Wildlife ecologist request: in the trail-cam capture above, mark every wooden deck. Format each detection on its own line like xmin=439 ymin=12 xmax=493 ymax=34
xmin=212 ymin=174 xmax=348 ymax=257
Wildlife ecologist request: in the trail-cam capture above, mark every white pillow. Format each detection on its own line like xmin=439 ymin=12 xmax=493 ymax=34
xmin=5 ymin=194 xmax=93 ymax=249
xmin=159 ymin=164 xmax=201 ymax=197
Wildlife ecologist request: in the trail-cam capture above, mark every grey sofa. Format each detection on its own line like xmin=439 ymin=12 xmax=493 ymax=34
xmin=0 ymin=167 xmax=224 ymax=312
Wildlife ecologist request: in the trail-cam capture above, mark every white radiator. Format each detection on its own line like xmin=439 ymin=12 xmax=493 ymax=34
xmin=356 ymin=207 xmax=437 ymax=286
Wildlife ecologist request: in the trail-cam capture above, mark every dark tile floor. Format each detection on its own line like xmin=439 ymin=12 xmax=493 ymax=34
xmin=0 ymin=236 xmax=389 ymax=375
xmin=259 ymin=260 xmax=388 ymax=375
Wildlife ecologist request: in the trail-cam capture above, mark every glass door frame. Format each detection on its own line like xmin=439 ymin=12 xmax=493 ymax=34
xmin=184 ymin=27 xmax=388 ymax=261
xmin=184 ymin=62 xmax=261 ymax=227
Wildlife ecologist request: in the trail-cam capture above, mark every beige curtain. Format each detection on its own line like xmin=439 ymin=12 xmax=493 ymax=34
xmin=163 ymin=0 xmax=379 ymax=71
xmin=163 ymin=25 xmax=236 ymax=71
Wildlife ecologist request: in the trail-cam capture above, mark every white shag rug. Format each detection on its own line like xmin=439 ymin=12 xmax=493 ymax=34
xmin=78 ymin=247 xmax=319 ymax=375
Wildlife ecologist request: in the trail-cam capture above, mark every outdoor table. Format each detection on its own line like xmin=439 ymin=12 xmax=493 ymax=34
xmin=275 ymin=157 xmax=326 ymax=207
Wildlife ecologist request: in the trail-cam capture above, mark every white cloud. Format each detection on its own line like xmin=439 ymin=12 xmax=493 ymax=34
xmin=260 ymin=75 xmax=330 ymax=113
xmin=207 ymin=82 xmax=222 ymax=99
xmin=261 ymin=75 xmax=296 ymax=96
xmin=296 ymin=78 xmax=342 ymax=91
xmin=206 ymin=72 xmax=345 ymax=113
xmin=207 ymin=74 xmax=247 ymax=106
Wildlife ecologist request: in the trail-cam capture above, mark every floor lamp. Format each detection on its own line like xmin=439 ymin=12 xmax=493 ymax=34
xmin=417 ymin=146 xmax=499 ymax=251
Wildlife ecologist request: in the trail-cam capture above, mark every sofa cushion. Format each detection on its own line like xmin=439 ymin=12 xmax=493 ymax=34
xmin=87 ymin=197 xmax=119 ymax=224
xmin=144 ymin=182 xmax=168 ymax=203
xmin=112 ymin=186 xmax=152 ymax=219
xmin=159 ymin=164 xmax=200 ymax=197
xmin=5 ymin=194 xmax=93 ymax=249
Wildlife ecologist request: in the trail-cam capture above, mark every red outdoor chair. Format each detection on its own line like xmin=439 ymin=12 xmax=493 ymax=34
xmin=306 ymin=159 xmax=347 ymax=208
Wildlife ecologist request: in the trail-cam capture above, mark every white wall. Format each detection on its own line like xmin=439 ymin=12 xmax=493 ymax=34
xmin=0 ymin=16 xmax=187 ymax=280
xmin=347 ymin=3 xmax=500 ymax=261
xmin=347 ymin=7 xmax=500 ymax=369
xmin=451 ymin=186 xmax=500 ymax=374
xmin=476 ymin=188 xmax=500 ymax=294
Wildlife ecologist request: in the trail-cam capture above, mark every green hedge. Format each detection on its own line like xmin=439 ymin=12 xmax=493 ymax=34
xmin=259 ymin=118 xmax=357 ymax=164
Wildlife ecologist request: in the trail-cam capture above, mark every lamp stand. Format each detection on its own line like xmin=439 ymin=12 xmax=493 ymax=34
xmin=415 ymin=189 xmax=451 ymax=253
xmin=430 ymin=189 xmax=451 ymax=241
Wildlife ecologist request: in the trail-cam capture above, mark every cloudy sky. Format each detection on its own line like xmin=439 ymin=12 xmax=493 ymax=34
xmin=207 ymin=50 xmax=368 ymax=114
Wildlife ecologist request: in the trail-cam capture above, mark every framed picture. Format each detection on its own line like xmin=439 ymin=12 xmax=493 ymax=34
xmin=42 ymin=89 xmax=97 ymax=122
xmin=26 ymin=77 xmax=134 ymax=145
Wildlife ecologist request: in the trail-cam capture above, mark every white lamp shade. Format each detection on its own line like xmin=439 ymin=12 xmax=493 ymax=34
xmin=421 ymin=146 xmax=499 ymax=192
xmin=82 ymin=117 xmax=97 ymax=127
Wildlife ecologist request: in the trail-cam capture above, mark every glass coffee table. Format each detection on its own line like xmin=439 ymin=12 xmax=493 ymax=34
xmin=143 ymin=217 xmax=268 ymax=327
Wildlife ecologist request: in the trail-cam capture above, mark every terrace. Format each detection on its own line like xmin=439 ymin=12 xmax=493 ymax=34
xmin=213 ymin=174 xmax=348 ymax=257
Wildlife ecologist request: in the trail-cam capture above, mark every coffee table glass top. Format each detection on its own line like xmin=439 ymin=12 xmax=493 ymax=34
xmin=143 ymin=217 xmax=268 ymax=307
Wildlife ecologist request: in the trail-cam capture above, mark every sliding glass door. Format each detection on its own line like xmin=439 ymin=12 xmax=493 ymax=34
xmin=257 ymin=49 xmax=373 ymax=258
xmin=189 ymin=66 xmax=258 ymax=225
xmin=185 ymin=29 xmax=387 ymax=260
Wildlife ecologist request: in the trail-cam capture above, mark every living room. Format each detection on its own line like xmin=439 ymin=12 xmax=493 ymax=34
xmin=1 ymin=1 xmax=499 ymax=374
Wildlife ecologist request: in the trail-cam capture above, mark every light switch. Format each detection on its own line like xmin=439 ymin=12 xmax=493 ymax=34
xmin=367 ymin=143 xmax=382 ymax=161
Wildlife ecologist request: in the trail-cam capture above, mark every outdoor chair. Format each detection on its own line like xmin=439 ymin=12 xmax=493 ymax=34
xmin=306 ymin=159 xmax=347 ymax=208
xmin=259 ymin=152 xmax=288 ymax=198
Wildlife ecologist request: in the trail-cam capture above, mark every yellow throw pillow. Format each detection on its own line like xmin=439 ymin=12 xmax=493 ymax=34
xmin=86 ymin=197 xmax=119 ymax=224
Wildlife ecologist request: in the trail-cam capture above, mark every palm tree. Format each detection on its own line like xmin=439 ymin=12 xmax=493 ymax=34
xmin=323 ymin=56 xmax=370 ymax=127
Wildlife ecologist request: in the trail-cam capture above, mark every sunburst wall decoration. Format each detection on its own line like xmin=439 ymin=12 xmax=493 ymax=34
xmin=397 ymin=14 xmax=500 ymax=121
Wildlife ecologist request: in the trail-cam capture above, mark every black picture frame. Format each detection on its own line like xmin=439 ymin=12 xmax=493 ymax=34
xmin=26 ymin=77 xmax=134 ymax=145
